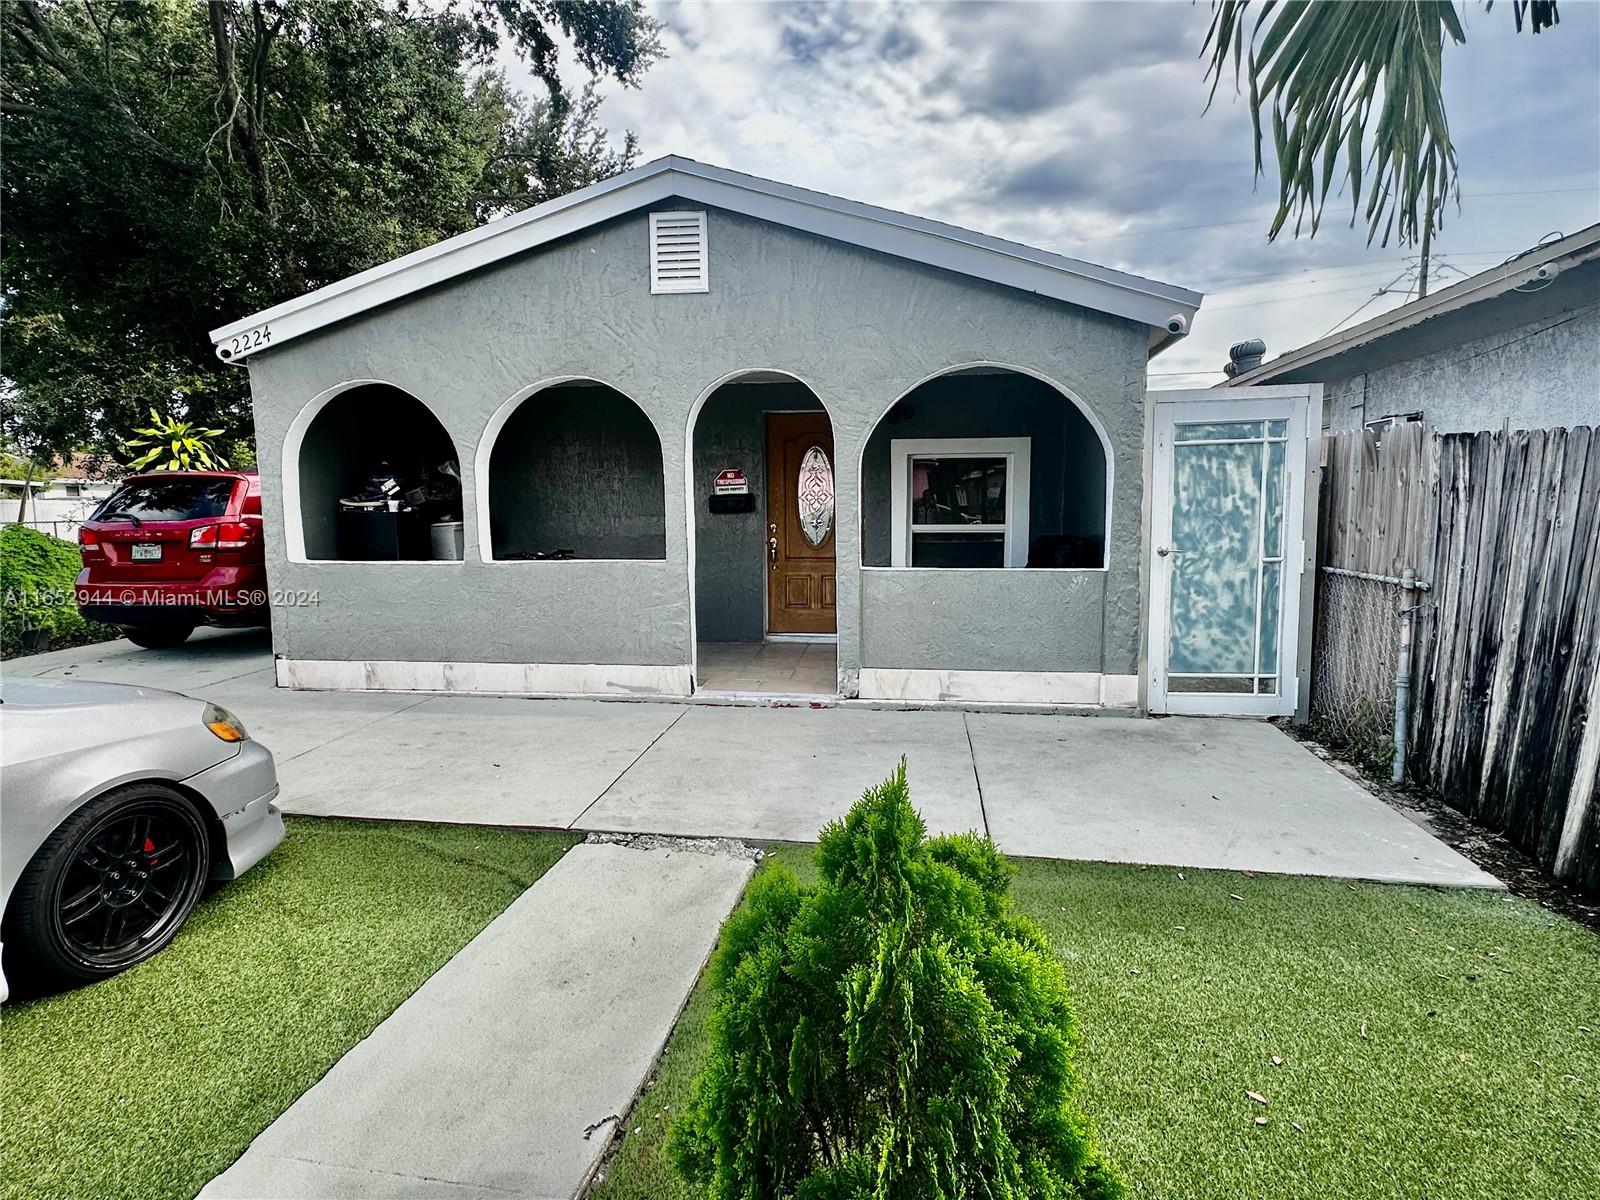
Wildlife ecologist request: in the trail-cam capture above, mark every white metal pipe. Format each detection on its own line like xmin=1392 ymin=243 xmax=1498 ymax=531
xmin=1392 ymin=566 xmax=1419 ymax=785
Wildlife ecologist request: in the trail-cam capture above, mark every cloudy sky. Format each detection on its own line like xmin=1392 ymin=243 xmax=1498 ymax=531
xmin=517 ymin=1 xmax=1600 ymax=383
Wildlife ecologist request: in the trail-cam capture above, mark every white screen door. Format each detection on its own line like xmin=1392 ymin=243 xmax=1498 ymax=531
xmin=1148 ymin=388 xmax=1315 ymax=716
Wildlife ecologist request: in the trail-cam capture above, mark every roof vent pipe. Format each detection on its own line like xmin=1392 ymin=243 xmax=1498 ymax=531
xmin=1224 ymin=338 xmax=1267 ymax=377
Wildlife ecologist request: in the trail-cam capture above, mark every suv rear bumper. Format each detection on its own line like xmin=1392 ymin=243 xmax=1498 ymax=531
xmin=76 ymin=568 xmax=268 ymax=627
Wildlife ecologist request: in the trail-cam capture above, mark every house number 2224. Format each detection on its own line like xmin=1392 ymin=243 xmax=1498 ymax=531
xmin=221 ymin=326 xmax=272 ymax=359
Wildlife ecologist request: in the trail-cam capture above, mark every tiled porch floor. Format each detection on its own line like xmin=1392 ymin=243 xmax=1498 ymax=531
xmin=696 ymin=640 xmax=837 ymax=695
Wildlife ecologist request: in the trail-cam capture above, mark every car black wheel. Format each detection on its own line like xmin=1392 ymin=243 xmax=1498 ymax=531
xmin=4 ymin=784 xmax=211 ymax=989
xmin=122 ymin=624 xmax=195 ymax=649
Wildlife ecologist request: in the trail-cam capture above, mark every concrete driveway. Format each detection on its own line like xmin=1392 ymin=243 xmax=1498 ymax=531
xmin=8 ymin=629 xmax=1498 ymax=887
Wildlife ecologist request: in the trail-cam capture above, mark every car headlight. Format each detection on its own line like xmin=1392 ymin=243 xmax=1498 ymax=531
xmin=203 ymin=701 xmax=249 ymax=743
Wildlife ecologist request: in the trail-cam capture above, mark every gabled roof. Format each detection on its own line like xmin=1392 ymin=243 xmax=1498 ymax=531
xmin=1226 ymin=223 xmax=1600 ymax=386
xmin=210 ymin=155 xmax=1203 ymax=363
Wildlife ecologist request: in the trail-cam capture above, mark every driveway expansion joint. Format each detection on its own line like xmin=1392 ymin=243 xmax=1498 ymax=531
xmin=567 ymin=706 xmax=690 ymax=828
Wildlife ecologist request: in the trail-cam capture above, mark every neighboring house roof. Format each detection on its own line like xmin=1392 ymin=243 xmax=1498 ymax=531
xmin=209 ymin=155 xmax=1204 ymax=364
xmin=1225 ymin=223 xmax=1600 ymax=386
xmin=0 ymin=454 xmax=116 ymax=484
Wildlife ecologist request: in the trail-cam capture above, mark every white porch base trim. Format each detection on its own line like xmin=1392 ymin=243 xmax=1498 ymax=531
xmin=858 ymin=668 xmax=1140 ymax=707
xmin=276 ymin=658 xmax=693 ymax=698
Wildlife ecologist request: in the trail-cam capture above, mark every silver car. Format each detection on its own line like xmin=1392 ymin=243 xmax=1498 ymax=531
xmin=0 ymin=677 xmax=285 ymax=999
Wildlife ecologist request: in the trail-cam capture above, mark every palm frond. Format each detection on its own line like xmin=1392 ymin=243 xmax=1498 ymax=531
xmin=1204 ymin=0 xmax=1512 ymax=247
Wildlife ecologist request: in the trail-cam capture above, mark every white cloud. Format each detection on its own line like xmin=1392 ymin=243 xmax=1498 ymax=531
xmin=511 ymin=0 xmax=1600 ymax=385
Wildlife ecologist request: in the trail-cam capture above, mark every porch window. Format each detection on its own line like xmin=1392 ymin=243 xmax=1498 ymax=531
xmin=890 ymin=438 xmax=1031 ymax=568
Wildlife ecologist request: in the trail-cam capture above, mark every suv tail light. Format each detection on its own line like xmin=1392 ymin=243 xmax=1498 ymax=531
xmin=79 ymin=527 xmax=103 ymax=558
xmin=190 ymin=521 xmax=254 ymax=550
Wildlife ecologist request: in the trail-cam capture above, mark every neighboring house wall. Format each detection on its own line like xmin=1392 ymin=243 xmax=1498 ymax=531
xmin=1 ymin=485 xmax=114 ymax=537
xmin=244 ymin=203 xmax=1150 ymax=689
xmin=1322 ymin=301 xmax=1600 ymax=433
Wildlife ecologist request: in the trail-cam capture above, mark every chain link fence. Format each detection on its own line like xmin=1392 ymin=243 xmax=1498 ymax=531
xmin=1309 ymin=568 xmax=1406 ymax=775
xmin=2 ymin=518 xmax=81 ymax=540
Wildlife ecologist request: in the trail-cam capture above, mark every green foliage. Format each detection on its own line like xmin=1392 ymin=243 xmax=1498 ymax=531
xmin=1309 ymin=701 xmax=1396 ymax=779
xmin=0 ymin=525 xmax=114 ymax=657
xmin=1203 ymin=0 xmax=1562 ymax=247
xmin=0 ymin=0 xmax=657 ymax=465
xmin=669 ymin=762 xmax=1123 ymax=1200
xmin=123 ymin=409 xmax=231 ymax=472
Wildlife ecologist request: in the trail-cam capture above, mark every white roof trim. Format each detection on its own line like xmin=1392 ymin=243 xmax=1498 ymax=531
xmin=1226 ymin=223 xmax=1600 ymax=387
xmin=210 ymin=155 xmax=1202 ymax=363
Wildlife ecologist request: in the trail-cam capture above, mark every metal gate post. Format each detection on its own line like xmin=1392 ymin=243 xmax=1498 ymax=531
xmin=1391 ymin=566 xmax=1418 ymax=784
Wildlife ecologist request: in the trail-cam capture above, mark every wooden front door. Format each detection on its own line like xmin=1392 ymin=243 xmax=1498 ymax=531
xmin=765 ymin=412 xmax=836 ymax=635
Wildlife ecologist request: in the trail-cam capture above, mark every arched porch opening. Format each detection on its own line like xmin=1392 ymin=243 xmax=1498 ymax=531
xmin=294 ymin=383 xmax=463 ymax=562
xmin=482 ymin=380 xmax=666 ymax=561
xmin=687 ymin=370 xmax=837 ymax=695
xmin=860 ymin=365 xmax=1110 ymax=570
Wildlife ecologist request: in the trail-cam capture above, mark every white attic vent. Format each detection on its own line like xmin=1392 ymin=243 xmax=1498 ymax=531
xmin=649 ymin=211 xmax=709 ymax=294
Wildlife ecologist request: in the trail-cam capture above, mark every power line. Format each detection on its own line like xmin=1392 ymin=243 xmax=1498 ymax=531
xmin=1203 ymin=262 xmax=1421 ymax=298
xmin=1199 ymin=250 xmax=1514 ymax=291
xmin=1318 ymin=267 xmax=1418 ymax=338
xmin=1201 ymin=252 xmax=1506 ymax=298
xmin=1202 ymin=276 xmax=1419 ymax=312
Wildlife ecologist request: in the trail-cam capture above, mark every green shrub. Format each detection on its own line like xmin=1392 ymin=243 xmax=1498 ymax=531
xmin=669 ymin=761 xmax=1123 ymax=1200
xmin=0 ymin=524 xmax=115 ymax=657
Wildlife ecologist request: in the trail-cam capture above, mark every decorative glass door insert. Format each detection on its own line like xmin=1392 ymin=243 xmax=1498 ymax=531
xmin=1165 ymin=417 xmax=1288 ymax=697
xmin=796 ymin=445 xmax=834 ymax=547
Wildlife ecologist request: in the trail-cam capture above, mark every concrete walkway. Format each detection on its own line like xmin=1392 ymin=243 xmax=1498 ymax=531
xmin=200 ymin=839 xmax=755 ymax=1199
xmin=9 ymin=630 xmax=1499 ymax=887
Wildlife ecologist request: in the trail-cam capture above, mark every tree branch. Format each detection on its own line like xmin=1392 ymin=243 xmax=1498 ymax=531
xmin=4 ymin=1 xmax=197 ymax=174
xmin=207 ymin=0 xmax=275 ymax=218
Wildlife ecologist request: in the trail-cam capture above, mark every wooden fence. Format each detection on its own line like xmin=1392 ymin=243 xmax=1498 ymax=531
xmin=1317 ymin=424 xmax=1600 ymax=896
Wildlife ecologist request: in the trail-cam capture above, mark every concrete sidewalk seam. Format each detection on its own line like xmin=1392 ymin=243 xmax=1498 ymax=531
xmin=253 ymin=1152 xmax=523 ymax=1194
xmin=278 ymin=693 xmax=434 ymax=765
xmin=963 ymin=711 xmax=991 ymax=841
xmin=568 ymin=706 xmax=690 ymax=829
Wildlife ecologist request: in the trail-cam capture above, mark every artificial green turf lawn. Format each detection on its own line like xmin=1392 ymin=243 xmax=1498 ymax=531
xmin=592 ymin=847 xmax=1600 ymax=1200
xmin=1 ymin=816 xmax=579 ymax=1200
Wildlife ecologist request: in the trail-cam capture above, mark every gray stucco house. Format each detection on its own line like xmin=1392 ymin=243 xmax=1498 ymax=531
xmin=212 ymin=156 xmax=1323 ymax=715
xmin=1226 ymin=224 xmax=1600 ymax=433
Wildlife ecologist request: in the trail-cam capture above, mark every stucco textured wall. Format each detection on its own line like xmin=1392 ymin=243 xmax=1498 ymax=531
xmin=245 ymin=202 xmax=1151 ymax=684
xmin=1323 ymin=301 xmax=1600 ymax=433
xmin=861 ymin=569 xmax=1112 ymax=672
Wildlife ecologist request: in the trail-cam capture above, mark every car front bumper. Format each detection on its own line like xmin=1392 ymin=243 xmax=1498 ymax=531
xmin=184 ymin=739 xmax=286 ymax=880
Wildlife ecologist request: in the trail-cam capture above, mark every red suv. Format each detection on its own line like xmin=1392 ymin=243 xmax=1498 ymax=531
xmin=76 ymin=470 xmax=268 ymax=648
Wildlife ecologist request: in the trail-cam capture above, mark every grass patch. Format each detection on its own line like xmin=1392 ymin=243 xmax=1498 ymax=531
xmin=594 ymin=849 xmax=1600 ymax=1200
xmin=1013 ymin=860 xmax=1599 ymax=1200
xmin=1 ymin=816 xmax=579 ymax=1200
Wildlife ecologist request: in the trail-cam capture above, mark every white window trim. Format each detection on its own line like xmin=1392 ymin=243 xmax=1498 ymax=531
xmin=890 ymin=437 xmax=1031 ymax=568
